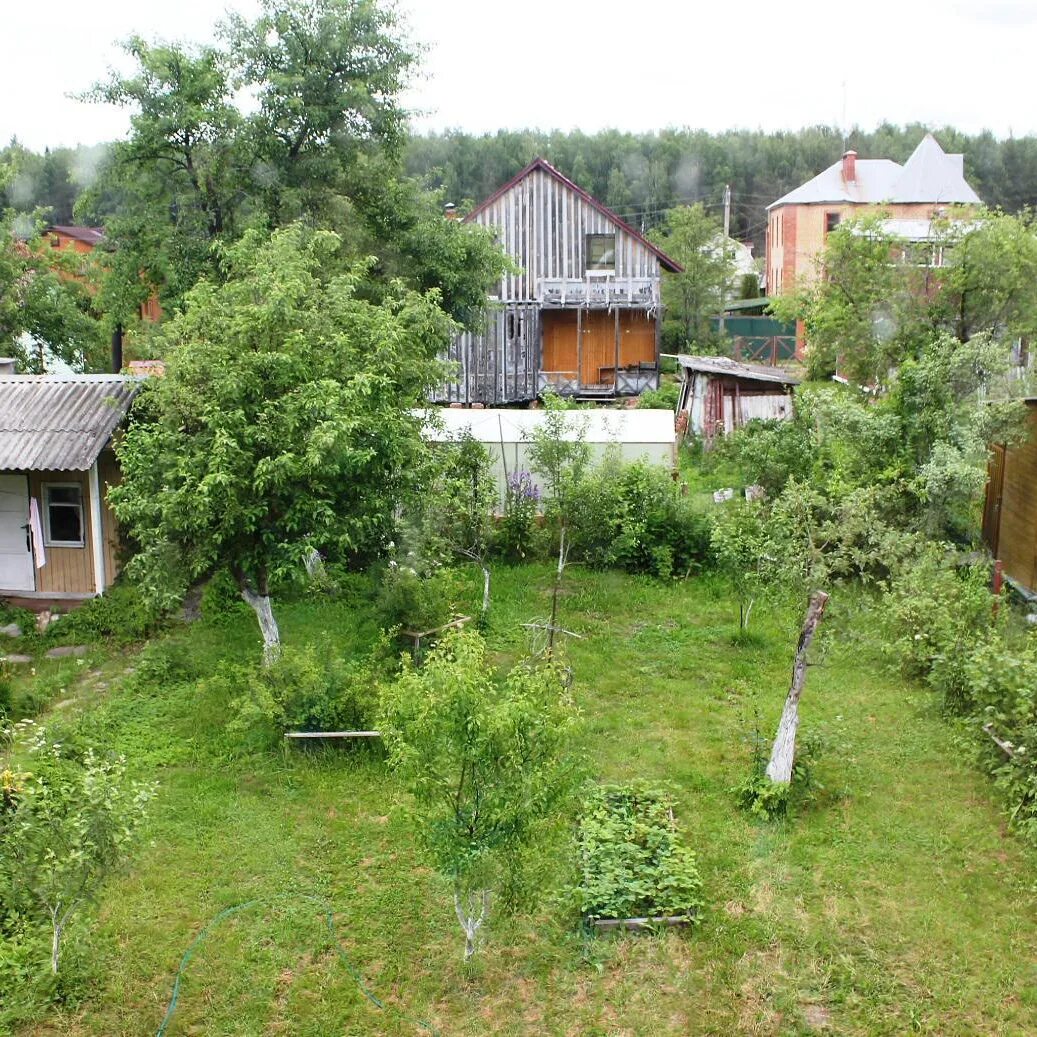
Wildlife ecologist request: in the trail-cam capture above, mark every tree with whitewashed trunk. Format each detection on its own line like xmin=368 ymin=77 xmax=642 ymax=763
xmin=109 ymin=224 xmax=452 ymax=664
xmin=380 ymin=630 xmax=579 ymax=961
xmin=0 ymin=724 xmax=154 ymax=975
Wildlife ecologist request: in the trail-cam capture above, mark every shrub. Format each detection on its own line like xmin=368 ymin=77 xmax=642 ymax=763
xmin=637 ymin=381 xmax=680 ymax=411
xmin=884 ymin=548 xmax=996 ymax=710
xmin=225 ymin=643 xmax=385 ymax=744
xmin=198 ymin=569 xmax=250 ymax=626
xmin=567 ymin=459 xmax=711 ymax=577
xmin=375 ymin=563 xmax=466 ymax=635
xmin=495 ymin=471 xmax=541 ymax=563
xmin=43 ymin=583 xmax=159 ymax=647
xmin=575 ymin=783 xmax=703 ymax=923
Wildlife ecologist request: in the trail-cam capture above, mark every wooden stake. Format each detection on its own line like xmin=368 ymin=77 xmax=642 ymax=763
xmin=765 ymin=590 xmax=829 ymax=784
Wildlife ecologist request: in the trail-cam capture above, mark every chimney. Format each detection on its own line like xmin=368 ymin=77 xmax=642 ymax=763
xmin=842 ymin=150 xmax=857 ymax=184
xmin=111 ymin=324 xmax=123 ymax=374
xmin=0 ymin=358 xmax=17 ymax=376
xmin=443 ymin=202 xmax=458 ymax=220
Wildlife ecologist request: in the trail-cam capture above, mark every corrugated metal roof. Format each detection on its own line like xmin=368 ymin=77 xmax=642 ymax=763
xmin=49 ymin=225 xmax=106 ymax=246
xmin=0 ymin=375 xmax=142 ymax=471
xmin=769 ymin=134 xmax=980 ymax=209
xmin=677 ymin=354 xmax=801 ymax=385
xmin=416 ymin=407 xmax=677 ymax=445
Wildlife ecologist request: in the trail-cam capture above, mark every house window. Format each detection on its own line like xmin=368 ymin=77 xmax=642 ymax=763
xmin=43 ymin=484 xmax=85 ymax=547
xmin=586 ymin=234 xmax=616 ymax=272
xmin=50 ymin=236 xmax=61 ymax=248
xmin=825 ymin=212 xmax=841 ymax=235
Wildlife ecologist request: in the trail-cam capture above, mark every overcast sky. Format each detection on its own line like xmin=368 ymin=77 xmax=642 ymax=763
xmin=3 ymin=0 xmax=1036 ymax=152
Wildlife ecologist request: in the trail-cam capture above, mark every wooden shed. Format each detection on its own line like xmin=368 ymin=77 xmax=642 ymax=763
xmin=983 ymin=400 xmax=1037 ymax=595
xmin=435 ymin=158 xmax=682 ymax=405
xmin=676 ymin=355 xmax=800 ymax=442
xmin=0 ymin=373 xmax=141 ymax=609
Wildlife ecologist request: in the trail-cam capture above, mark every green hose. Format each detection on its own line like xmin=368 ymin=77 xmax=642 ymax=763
xmin=155 ymin=893 xmax=437 ymax=1036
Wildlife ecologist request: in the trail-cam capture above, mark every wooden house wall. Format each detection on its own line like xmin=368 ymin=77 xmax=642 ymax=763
xmin=988 ymin=406 xmax=1037 ymax=592
xmin=472 ymin=167 xmax=661 ymax=302
xmin=26 ymin=453 xmax=123 ymax=596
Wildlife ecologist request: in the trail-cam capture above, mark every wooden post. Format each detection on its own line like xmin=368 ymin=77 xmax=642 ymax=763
xmin=992 ymin=559 xmax=1004 ymax=619
xmin=87 ymin=461 xmax=106 ymax=596
xmin=765 ymin=591 xmax=829 ymax=784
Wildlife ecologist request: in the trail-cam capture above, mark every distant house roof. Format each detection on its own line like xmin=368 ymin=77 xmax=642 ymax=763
xmin=677 ymin=354 xmax=801 ymax=386
xmin=0 ymin=375 xmax=142 ymax=471
xmin=768 ymin=134 xmax=981 ymax=209
xmin=465 ymin=157 xmax=684 ymax=273
xmin=48 ymin=226 xmax=106 ymax=246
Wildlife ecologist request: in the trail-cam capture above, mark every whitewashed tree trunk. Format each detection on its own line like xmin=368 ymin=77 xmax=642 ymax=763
xmin=304 ymin=548 xmax=325 ymax=580
xmin=765 ymin=590 xmax=829 ymax=784
xmin=241 ymin=587 xmax=282 ymax=667
xmin=453 ymin=889 xmax=490 ymax=961
xmin=481 ymin=565 xmax=491 ymax=622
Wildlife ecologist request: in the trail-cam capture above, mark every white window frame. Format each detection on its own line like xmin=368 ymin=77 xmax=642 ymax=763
xmin=585 ymin=233 xmax=616 ymax=273
xmin=43 ymin=482 xmax=86 ymax=548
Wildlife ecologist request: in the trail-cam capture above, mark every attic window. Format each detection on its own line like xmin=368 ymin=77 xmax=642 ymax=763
xmin=586 ymin=234 xmax=616 ymax=272
xmin=43 ymin=484 xmax=84 ymax=548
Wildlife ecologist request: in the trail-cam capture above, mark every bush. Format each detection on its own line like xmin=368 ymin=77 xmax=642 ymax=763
xmin=637 ymin=381 xmax=680 ymax=411
xmin=43 ymin=583 xmax=160 ymax=647
xmin=225 ymin=643 xmax=384 ymax=745
xmin=494 ymin=471 xmax=541 ymax=563
xmin=198 ymin=569 xmax=250 ymax=626
xmin=375 ymin=564 xmax=467 ymax=635
xmin=567 ymin=458 xmax=712 ymax=577
xmin=575 ymin=783 xmax=703 ymax=923
xmin=884 ymin=548 xmax=996 ymax=710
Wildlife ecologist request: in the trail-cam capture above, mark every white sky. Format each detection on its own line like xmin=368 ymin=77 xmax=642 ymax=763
xmin=3 ymin=0 xmax=1036 ymax=152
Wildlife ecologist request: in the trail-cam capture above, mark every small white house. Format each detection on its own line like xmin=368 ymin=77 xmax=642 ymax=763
xmin=416 ymin=407 xmax=676 ymax=505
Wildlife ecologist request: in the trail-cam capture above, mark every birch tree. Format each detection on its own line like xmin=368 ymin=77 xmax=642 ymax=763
xmin=110 ymin=224 xmax=451 ymax=663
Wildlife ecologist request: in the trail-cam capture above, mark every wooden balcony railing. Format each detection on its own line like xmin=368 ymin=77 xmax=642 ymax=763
xmin=538 ymin=276 xmax=659 ymax=308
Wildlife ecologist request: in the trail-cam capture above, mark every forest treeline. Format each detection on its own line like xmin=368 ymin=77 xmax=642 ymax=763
xmin=5 ymin=123 xmax=1037 ymax=255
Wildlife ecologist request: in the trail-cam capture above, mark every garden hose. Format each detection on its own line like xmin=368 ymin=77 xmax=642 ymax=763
xmin=155 ymin=893 xmax=437 ymax=1036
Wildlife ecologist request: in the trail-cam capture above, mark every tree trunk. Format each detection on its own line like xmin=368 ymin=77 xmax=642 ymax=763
xmin=50 ymin=909 xmax=62 ymax=975
xmin=240 ymin=587 xmax=282 ymax=667
xmin=765 ymin=590 xmax=829 ymax=784
xmin=453 ymin=889 xmax=490 ymax=961
xmin=481 ymin=565 xmax=491 ymax=622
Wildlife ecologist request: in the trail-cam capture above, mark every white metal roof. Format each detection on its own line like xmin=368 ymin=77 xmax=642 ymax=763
xmin=416 ymin=407 xmax=676 ymax=445
xmin=0 ymin=375 xmax=142 ymax=471
xmin=769 ymin=134 xmax=981 ymax=209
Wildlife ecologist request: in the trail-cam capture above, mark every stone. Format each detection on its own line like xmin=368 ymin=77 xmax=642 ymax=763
xmin=0 ymin=623 xmax=21 ymax=638
xmin=44 ymin=645 xmax=90 ymax=659
xmin=3 ymin=654 xmax=33 ymax=664
xmin=35 ymin=610 xmax=53 ymax=634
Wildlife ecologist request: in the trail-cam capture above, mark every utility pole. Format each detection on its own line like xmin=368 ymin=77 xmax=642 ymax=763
xmin=719 ymin=183 xmax=732 ymax=336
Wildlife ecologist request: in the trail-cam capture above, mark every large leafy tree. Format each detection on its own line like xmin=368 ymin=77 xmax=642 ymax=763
xmin=78 ymin=0 xmax=504 ymax=329
xmin=109 ymin=224 xmax=453 ymax=662
xmin=648 ymin=204 xmax=734 ymax=350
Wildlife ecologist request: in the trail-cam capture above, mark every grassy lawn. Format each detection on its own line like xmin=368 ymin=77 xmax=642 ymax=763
xmin=9 ymin=565 xmax=1037 ymax=1036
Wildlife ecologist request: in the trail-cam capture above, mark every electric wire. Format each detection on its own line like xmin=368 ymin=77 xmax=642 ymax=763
xmin=155 ymin=893 xmax=438 ymax=1037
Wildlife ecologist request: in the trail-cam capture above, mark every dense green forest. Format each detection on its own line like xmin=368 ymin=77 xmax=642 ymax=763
xmin=5 ymin=124 xmax=1037 ymax=255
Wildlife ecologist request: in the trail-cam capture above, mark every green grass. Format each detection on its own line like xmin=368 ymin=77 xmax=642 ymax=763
xmin=9 ymin=566 xmax=1037 ymax=1036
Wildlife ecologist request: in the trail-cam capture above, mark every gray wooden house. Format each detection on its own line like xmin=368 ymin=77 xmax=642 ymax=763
xmin=436 ymin=158 xmax=682 ymax=404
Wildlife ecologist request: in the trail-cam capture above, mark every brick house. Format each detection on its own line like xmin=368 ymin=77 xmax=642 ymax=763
xmin=765 ymin=133 xmax=981 ymax=297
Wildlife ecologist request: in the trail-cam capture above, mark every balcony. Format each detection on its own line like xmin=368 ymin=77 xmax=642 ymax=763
xmin=538 ymin=276 xmax=659 ymax=309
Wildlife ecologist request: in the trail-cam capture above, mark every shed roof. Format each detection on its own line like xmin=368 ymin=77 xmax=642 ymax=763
xmin=416 ymin=407 xmax=676 ymax=445
xmin=465 ymin=157 xmax=684 ymax=273
xmin=677 ymin=354 xmax=801 ymax=386
xmin=0 ymin=375 xmax=142 ymax=471
xmin=769 ymin=134 xmax=981 ymax=209
xmin=48 ymin=226 xmax=106 ymax=246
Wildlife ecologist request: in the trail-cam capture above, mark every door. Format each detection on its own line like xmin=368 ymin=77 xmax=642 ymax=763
xmin=0 ymin=474 xmax=35 ymax=591
xmin=579 ymin=311 xmax=615 ymax=388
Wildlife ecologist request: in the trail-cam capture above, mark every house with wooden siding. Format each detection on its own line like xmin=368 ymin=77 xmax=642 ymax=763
xmin=437 ymin=157 xmax=682 ymax=404
xmin=0 ymin=371 xmax=142 ymax=608
xmin=983 ymin=400 xmax=1037 ymax=596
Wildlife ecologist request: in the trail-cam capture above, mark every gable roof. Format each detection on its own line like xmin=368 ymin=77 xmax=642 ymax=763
xmin=48 ymin=226 xmax=106 ymax=246
xmin=0 ymin=375 xmax=142 ymax=471
xmin=768 ymin=134 xmax=981 ymax=209
xmin=466 ymin=157 xmax=683 ymax=273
